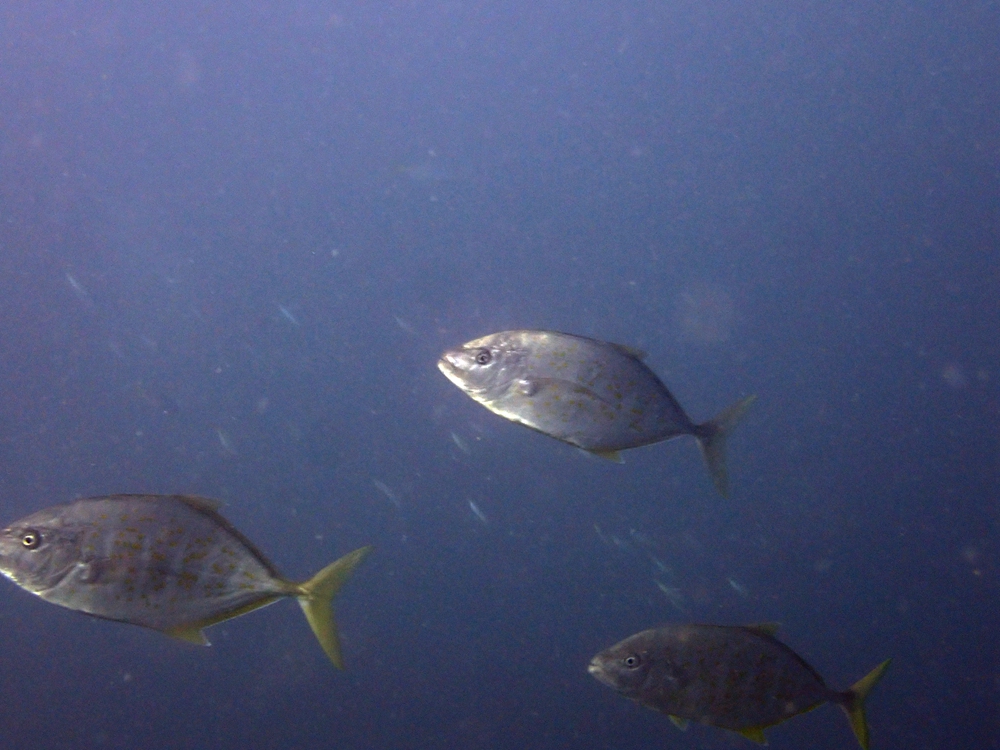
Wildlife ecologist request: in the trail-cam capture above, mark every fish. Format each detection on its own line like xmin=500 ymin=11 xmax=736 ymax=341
xmin=396 ymin=152 xmax=467 ymax=183
xmin=593 ymin=523 xmax=610 ymax=545
xmin=728 ymin=577 xmax=750 ymax=597
xmin=278 ymin=304 xmax=301 ymax=326
xmin=450 ymin=431 xmax=472 ymax=455
xmin=437 ymin=330 xmax=755 ymax=496
xmin=393 ymin=315 xmax=416 ymax=334
xmin=468 ymin=500 xmax=488 ymax=525
xmin=588 ymin=623 xmax=890 ymax=749
xmin=609 ymin=534 xmax=631 ymax=550
xmin=65 ymin=272 xmax=94 ymax=308
xmin=0 ymin=494 xmax=371 ymax=668
xmin=215 ymin=427 xmax=236 ymax=455
xmin=653 ymin=580 xmax=688 ymax=613
xmin=372 ymin=478 xmax=401 ymax=508
xmin=649 ymin=555 xmax=672 ymax=574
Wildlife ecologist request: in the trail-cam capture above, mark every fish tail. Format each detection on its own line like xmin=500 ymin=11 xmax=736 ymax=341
xmin=297 ymin=545 xmax=372 ymax=668
xmin=840 ymin=659 xmax=891 ymax=750
xmin=694 ymin=394 xmax=757 ymax=497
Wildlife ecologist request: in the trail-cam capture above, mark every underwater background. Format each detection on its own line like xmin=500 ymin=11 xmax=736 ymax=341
xmin=0 ymin=1 xmax=997 ymax=748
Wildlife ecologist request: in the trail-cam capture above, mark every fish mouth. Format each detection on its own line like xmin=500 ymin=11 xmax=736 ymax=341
xmin=437 ymin=352 xmax=471 ymax=389
xmin=437 ymin=355 xmax=458 ymax=378
xmin=438 ymin=350 xmax=463 ymax=372
xmin=587 ymin=659 xmax=614 ymax=686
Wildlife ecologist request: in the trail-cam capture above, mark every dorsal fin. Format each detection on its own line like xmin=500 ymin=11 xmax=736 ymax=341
xmin=610 ymin=342 xmax=647 ymax=360
xmin=174 ymin=494 xmax=224 ymax=513
xmin=744 ymin=622 xmax=781 ymax=638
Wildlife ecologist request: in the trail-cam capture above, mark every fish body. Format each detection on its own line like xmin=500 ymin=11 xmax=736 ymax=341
xmin=438 ymin=330 xmax=755 ymax=495
xmin=0 ymin=494 xmax=370 ymax=668
xmin=589 ymin=623 xmax=890 ymax=749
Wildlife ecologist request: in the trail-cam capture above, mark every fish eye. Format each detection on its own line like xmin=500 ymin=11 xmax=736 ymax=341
xmin=21 ymin=530 xmax=42 ymax=549
xmin=474 ymin=348 xmax=492 ymax=365
xmin=623 ymin=654 xmax=642 ymax=669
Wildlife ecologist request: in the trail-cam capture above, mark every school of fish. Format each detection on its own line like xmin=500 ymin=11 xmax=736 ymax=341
xmin=0 ymin=328 xmax=889 ymax=748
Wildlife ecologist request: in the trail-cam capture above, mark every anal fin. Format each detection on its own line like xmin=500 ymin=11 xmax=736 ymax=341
xmin=589 ymin=449 xmax=624 ymax=463
xmin=165 ymin=624 xmax=211 ymax=646
xmin=735 ymin=726 xmax=768 ymax=745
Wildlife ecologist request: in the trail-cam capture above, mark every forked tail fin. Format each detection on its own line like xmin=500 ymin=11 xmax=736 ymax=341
xmin=695 ymin=394 xmax=757 ymax=497
xmin=841 ymin=658 xmax=891 ymax=750
xmin=298 ymin=545 xmax=372 ymax=668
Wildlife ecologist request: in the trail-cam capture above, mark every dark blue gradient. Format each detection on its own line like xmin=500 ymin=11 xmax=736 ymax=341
xmin=0 ymin=1 xmax=997 ymax=748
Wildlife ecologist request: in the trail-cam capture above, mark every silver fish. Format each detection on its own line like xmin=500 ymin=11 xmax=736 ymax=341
xmin=438 ymin=330 xmax=755 ymax=495
xmin=0 ymin=494 xmax=371 ymax=668
xmin=589 ymin=623 xmax=890 ymax=749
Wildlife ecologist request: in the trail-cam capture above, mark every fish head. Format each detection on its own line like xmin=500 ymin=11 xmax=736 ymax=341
xmin=437 ymin=332 xmax=527 ymax=401
xmin=0 ymin=506 xmax=82 ymax=594
xmin=588 ymin=636 xmax=654 ymax=696
xmin=590 ymin=628 xmax=692 ymax=702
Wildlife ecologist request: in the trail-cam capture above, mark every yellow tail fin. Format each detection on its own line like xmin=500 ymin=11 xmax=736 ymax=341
xmin=696 ymin=394 xmax=757 ymax=497
xmin=297 ymin=545 xmax=372 ymax=669
xmin=842 ymin=658 xmax=891 ymax=750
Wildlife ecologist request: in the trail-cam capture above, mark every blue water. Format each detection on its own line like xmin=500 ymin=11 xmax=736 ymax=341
xmin=1 ymin=2 xmax=996 ymax=748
